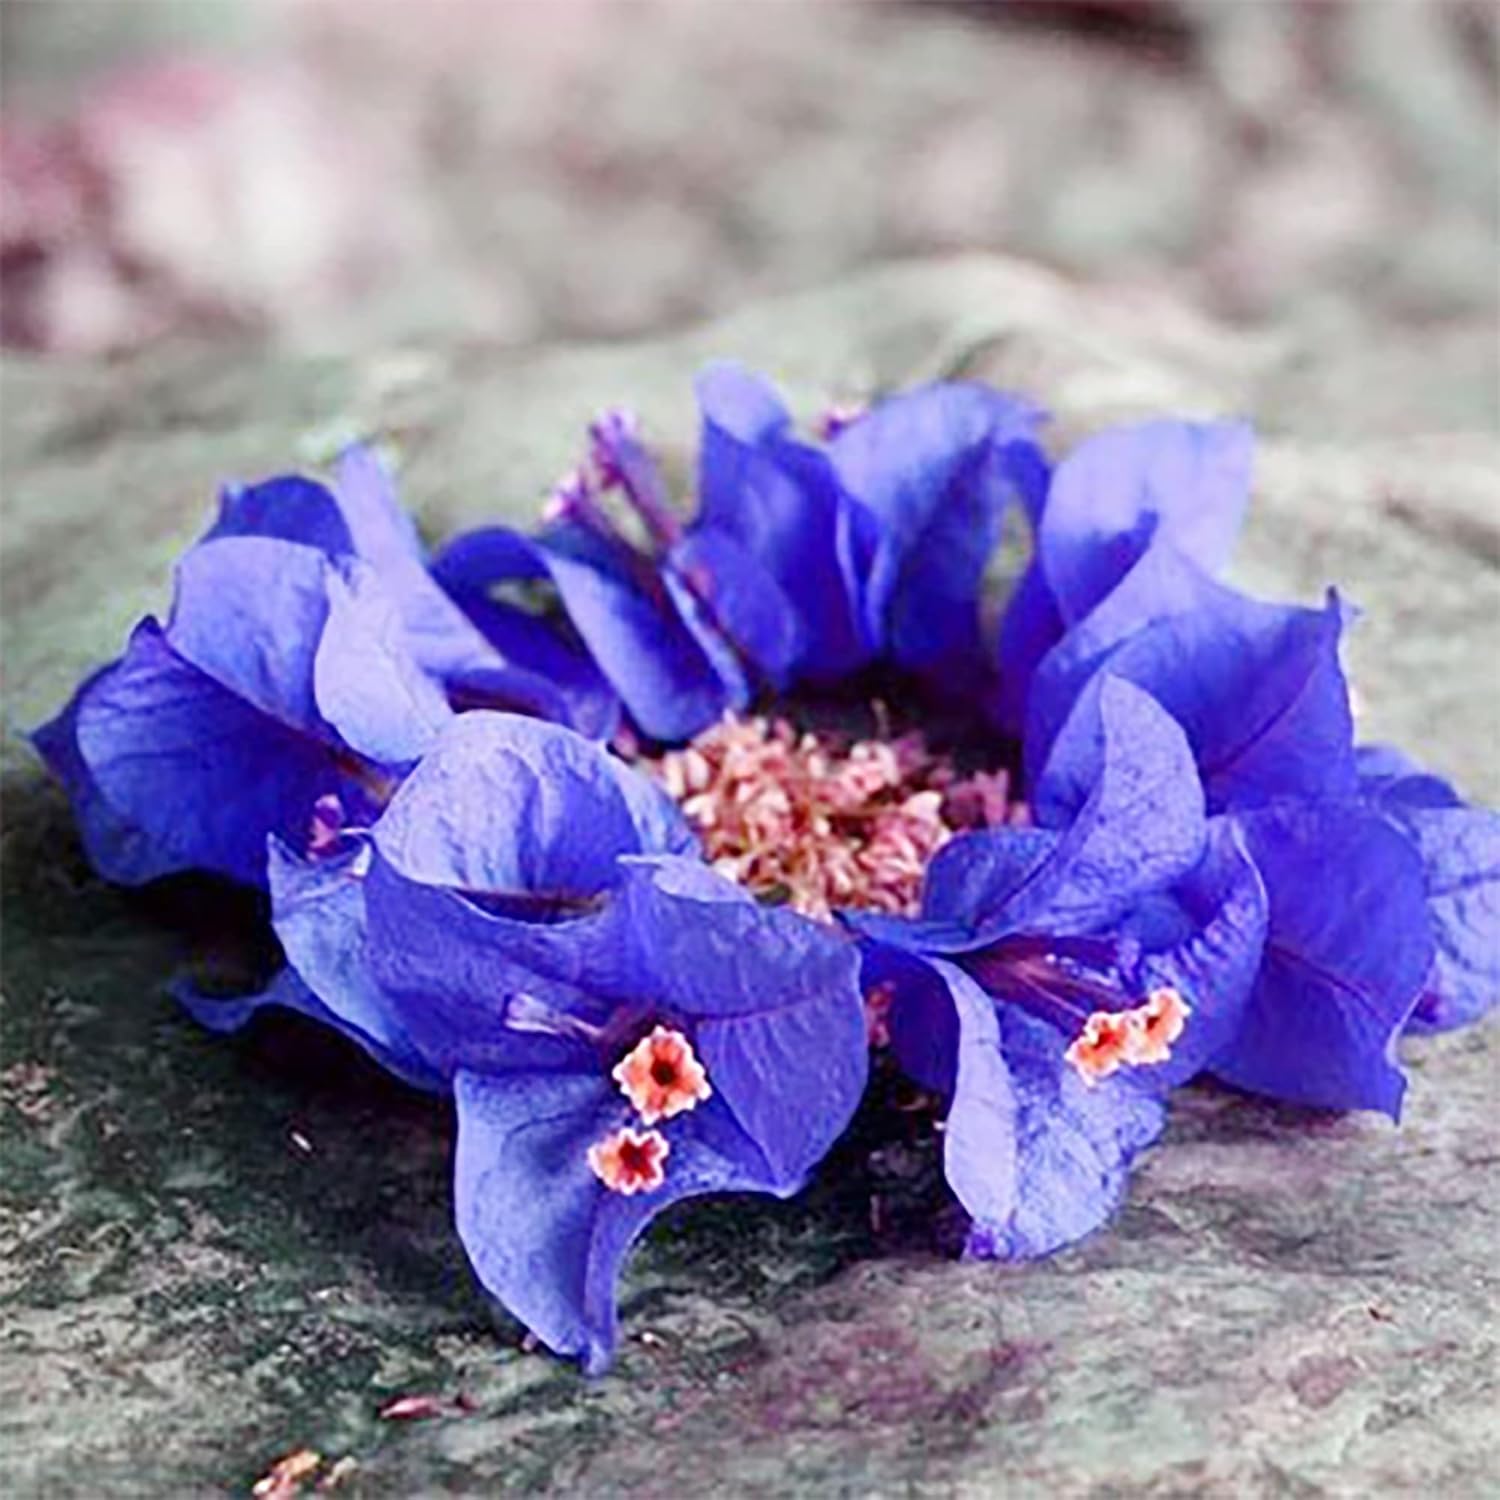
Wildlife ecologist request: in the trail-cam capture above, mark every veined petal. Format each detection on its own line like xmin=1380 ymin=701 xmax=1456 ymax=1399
xmin=1024 ymin=541 xmax=1226 ymax=785
xmin=964 ymin=1005 xmax=1166 ymax=1261
xmin=602 ymin=856 xmax=868 ymax=1186
xmin=434 ymin=524 xmax=742 ymax=743
xmin=313 ymin=561 xmax=454 ymax=765
xmin=371 ymin=712 xmax=694 ymax=897
xmin=166 ymin=535 xmax=335 ymax=733
xmin=70 ymin=620 xmax=340 ymax=886
xmin=831 ymin=384 xmax=1046 ymax=680
xmin=1214 ymin=802 xmax=1432 ymax=1117
xmin=1377 ymin=800 xmax=1500 ymax=1034
xmin=1041 ymin=585 xmax=1357 ymax=818
xmin=453 ymin=1068 xmax=784 ymax=1373
xmin=202 ymin=474 xmax=353 ymax=555
xmin=1123 ymin=818 xmax=1268 ymax=1092
xmin=925 ymin=677 xmax=1204 ymax=946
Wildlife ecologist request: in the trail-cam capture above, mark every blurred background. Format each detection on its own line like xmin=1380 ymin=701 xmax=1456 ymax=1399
xmin=1 ymin=0 xmax=1495 ymax=392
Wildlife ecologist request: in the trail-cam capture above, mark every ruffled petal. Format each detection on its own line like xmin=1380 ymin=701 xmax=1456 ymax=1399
xmin=1214 ymin=802 xmax=1433 ymax=1117
xmin=453 ymin=1069 xmax=781 ymax=1373
xmin=964 ymin=1004 xmax=1166 ymax=1261
xmin=69 ymin=621 xmax=341 ymax=885
xmin=925 ymin=678 xmax=1205 ymax=946
xmin=371 ymin=711 xmax=694 ymax=897
xmin=175 ymin=839 xmax=444 ymax=1092
xmin=1038 ymin=418 xmax=1252 ymax=625
xmin=1038 ymin=584 xmax=1356 ymax=818
xmin=602 ymin=856 xmax=869 ymax=1186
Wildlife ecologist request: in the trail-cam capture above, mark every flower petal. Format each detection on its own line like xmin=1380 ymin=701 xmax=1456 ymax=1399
xmin=435 ymin=525 xmax=742 ymax=742
xmin=1214 ymin=802 xmax=1432 ymax=1117
xmin=1038 ymin=418 xmax=1252 ymax=625
xmin=925 ymin=677 xmax=1205 ymax=945
xmin=831 ymin=384 xmax=1045 ymax=679
xmin=930 ymin=960 xmax=1018 ymax=1228
xmin=165 ymin=535 xmax=335 ymax=732
xmin=313 ymin=562 xmax=454 ymax=765
xmin=963 ymin=1004 xmax=1166 ymax=1261
xmin=371 ymin=712 xmax=694 ymax=896
xmin=1379 ymin=802 xmax=1500 ymax=1033
xmin=453 ymin=1068 xmax=782 ymax=1373
xmin=1123 ymin=818 xmax=1269 ymax=1091
xmin=602 ymin=856 xmax=868 ymax=1186
xmin=69 ymin=620 xmax=340 ymax=885
xmin=667 ymin=527 xmax=804 ymax=688
xmin=1024 ymin=542 xmax=1226 ymax=784
xmin=175 ymin=839 xmax=444 ymax=1092
xmin=202 ymin=474 xmax=353 ymax=555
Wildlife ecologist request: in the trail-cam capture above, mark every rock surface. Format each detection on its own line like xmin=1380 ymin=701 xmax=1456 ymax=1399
xmin=3 ymin=259 xmax=1498 ymax=1496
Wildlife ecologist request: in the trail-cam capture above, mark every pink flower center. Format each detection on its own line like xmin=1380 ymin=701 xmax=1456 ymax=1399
xmin=648 ymin=713 xmax=1021 ymax=919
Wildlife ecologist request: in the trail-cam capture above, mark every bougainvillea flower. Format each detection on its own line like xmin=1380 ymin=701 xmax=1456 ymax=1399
xmin=995 ymin=418 xmax=1253 ymax=731
xmin=1357 ymin=746 xmax=1500 ymax=1035
xmin=35 ymin=446 xmax=615 ymax=886
xmin=34 ymin=533 xmax=451 ymax=886
xmin=1031 ymin=586 xmax=1438 ymax=1115
xmin=436 ymin=368 xmax=1046 ymax=742
xmin=208 ymin=445 xmax=620 ymax=737
xmin=1030 ymin=576 xmax=1355 ymax=820
xmin=697 ymin=361 xmax=1048 ymax=688
xmin=847 ymin=679 xmax=1269 ymax=1257
xmin=435 ymin=509 xmax=751 ymax=745
xmin=190 ymin=713 xmax=867 ymax=1370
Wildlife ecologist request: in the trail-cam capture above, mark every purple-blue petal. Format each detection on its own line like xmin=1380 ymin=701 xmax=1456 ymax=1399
xmin=435 ymin=524 xmax=740 ymax=743
xmin=202 ymin=474 xmax=353 ymax=555
xmin=936 ymin=677 xmax=1205 ymax=943
xmin=1024 ymin=541 xmax=1227 ymax=785
xmin=830 ymin=384 xmax=1046 ymax=679
xmin=175 ymin=839 xmax=443 ymax=1091
xmin=1122 ymin=818 xmax=1268 ymax=1092
xmin=930 ymin=960 xmax=1017 ymax=1229
xmin=1038 ymin=418 xmax=1252 ymax=625
xmin=1385 ymin=804 xmax=1500 ymax=1034
xmin=963 ymin=1004 xmax=1166 ymax=1261
xmin=312 ymin=562 xmax=454 ymax=765
xmin=69 ymin=620 xmax=342 ymax=885
xmin=668 ymin=527 xmax=805 ymax=688
xmin=602 ymin=857 xmax=868 ymax=1186
xmin=370 ymin=712 xmax=694 ymax=897
xmin=453 ymin=1068 xmax=782 ymax=1373
xmin=1038 ymin=585 xmax=1357 ymax=818
xmin=1214 ymin=802 xmax=1433 ymax=1117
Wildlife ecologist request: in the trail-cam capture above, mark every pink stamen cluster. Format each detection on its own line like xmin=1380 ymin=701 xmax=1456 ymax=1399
xmin=649 ymin=714 xmax=1018 ymax=919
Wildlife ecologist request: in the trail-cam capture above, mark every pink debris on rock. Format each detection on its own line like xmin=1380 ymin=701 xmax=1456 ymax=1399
xmin=648 ymin=713 xmax=1017 ymax=919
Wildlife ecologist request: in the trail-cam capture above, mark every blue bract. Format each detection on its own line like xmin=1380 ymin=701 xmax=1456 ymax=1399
xmin=434 ymin=364 xmax=1047 ymax=741
xmin=39 ymin=365 xmax=1498 ymax=1374
xmin=848 ymin=679 xmax=1267 ymax=1256
xmin=183 ymin=714 xmax=867 ymax=1371
xmin=34 ymin=446 xmax=614 ymax=888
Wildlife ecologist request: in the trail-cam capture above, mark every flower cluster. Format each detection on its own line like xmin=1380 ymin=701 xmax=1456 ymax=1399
xmin=38 ymin=363 xmax=1499 ymax=1371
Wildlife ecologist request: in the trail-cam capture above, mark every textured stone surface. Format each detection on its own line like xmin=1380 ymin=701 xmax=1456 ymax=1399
xmin=3 ymin=259 xmax=1498 ymax=1496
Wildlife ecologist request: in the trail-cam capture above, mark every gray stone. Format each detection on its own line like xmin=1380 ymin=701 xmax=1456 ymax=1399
xmin=3 ymin=259 xmax=1497 ymax=1496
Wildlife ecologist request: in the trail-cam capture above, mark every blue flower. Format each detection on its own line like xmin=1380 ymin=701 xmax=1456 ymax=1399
xmin=35 ymin=447 xmax=610 ymax=888
xmin=995 ymin=418 xmax=1253 ymax=731
xmin=185 ymin=713 xmax=868 ymax=1371
xmin=435 ymin=367 xmax=1047 ymax=742
xmin=1030 ymin=567 xmax=1438 ymax=1115
xmin=846 ymin=679 xmax=1268 ymax=1258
